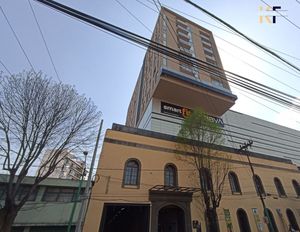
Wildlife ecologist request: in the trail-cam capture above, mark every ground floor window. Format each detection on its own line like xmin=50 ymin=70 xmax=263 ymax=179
xmin=99 ymin=203 xmax=150 ymax=232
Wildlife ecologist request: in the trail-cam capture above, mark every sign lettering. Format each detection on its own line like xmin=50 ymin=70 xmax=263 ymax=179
xmin=161 ymin=102 xmax=224 ymax=127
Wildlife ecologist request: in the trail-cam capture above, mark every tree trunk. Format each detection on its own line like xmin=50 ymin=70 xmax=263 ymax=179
xmin=206 ymin=207 xmax=220 ymax=232
xmin=0 ymin=206 xmax=18 ymax=232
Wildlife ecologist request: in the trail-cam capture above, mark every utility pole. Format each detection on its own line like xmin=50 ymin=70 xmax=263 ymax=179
xmin=67 ymin=151 xmax=88 ymax=232
xmin=239 ymin=140 xmax=274 ymax=232
xmin=75 ymin=119 xmax=103 ymax=232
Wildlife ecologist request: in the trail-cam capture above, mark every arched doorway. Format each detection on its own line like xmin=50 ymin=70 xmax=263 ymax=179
xmin=266 ymin=209 xmax=278 ymax=232
xmin=158 ymin=205 xmax=185 ymax=232
xmin=286 ymin=209 xmax=299 ymax=231
xmin=237 ymin=208 xmax=251 ymax=232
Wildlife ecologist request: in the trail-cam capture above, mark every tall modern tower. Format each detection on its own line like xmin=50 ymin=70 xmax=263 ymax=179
xmin=126 ymin=7 xmax=237 ymax=135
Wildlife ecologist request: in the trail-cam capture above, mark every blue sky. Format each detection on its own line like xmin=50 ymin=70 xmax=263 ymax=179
xmin=1 ymin=0 xmax=300 ymax=136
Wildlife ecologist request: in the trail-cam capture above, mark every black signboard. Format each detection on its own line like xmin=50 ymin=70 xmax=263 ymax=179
xmin=161 ymin=101 xmax=224 ymax=127
xmin=161 ymin=102 xmax=191 ymax=118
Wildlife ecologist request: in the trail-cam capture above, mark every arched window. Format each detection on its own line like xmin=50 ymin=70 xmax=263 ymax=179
xmin=265 ymin=209 xmax=278 ymax=232
xmin=228 ymin=171 xmax=241 ymax=194
xmin=237 ymin=209 xmax=251 ymax=232
xmin=123 ymin=159 xmax=140 ymax=186
xmin=253 ymin=175 xmax=266 ymax=196
xmin=274 ymin=178 xmax=286 ymax=197
xmin=164 ymin=164 xmax=177 ymax=187
xmin=200 ymin=168 xmax=212 ymax=191
xmin=286 ymin=209 xmax=299 ymax=231
xmin=292 ymin=180 xmax=300 ymax=197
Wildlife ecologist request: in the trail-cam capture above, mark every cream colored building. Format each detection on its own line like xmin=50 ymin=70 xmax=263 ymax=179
xmin=38 ymin=150 xmax=85 ymax=180
xmin=83 ymin=124 xmax=300 ymax=232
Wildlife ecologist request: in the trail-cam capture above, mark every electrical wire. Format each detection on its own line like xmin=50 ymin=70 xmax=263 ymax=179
xmin=34 ymin=0 xmax=300 ymax=113
xmin=216 ymin=35 xmax=300 ymax=80
xmin=1 ymin=92 xmax=298 ymax=175
xmin=0 ymin=6 xmax=35 ymax=72
xmin=2 ymin=163 xmax=299 ymax=212
xmin=27 ymin=0 xmax=61 ymax=82
xmin=218 ymin=46 xmax=300 ymax=94
xmin=130 ymin=0 xmax=300 ymax=153
xmin=114 ymin=0 xmax=152 ymax=34
xmin=153 ymin=0 xmax=300 ymax=62
xmin=137 ymin=0 xmax=300 ymax=87
xmin=0 ymin=59 xmax=12 ymax=76
xmin=152 ymin=0 xmax=179 ymax=50
xmin=135 ymin=0 xmax=157 ymax=13
xmin=184 ymin=0 xmax=300 ymax=74
xmin=69 ymin=24 xmax=300 ymax=158
xmin=28 ymin=0 xmax=300 ymax=163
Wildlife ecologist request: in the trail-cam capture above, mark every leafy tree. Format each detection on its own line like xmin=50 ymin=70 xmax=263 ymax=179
xmin=177 ymin=107 xmax=230 ymax=232
xmin=0 ymin=71 xmax=101 ymax=231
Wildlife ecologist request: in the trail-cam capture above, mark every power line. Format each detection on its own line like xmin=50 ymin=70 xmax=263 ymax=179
xmin=132 ymin=0 xmax=300 ymax=128
xmin=219 ymin=47 xmax=300 ymax=94
xmin=135 ymin=0 xmax=157 ymax=13
xmin=266 ymin=46 xmax=300 ymax=62
xmin=152 ymin=1 xmax=300 ymax=62
xmin=232 ymin=84 xmax=300 ymax=116
xmin=140 ymin=0 xmax=300 ymax=72
xmin=215 ymin=35 xmax=300 ymax=80
xmin=94 ymin=174 xmax=300 ymax=198
xmin=33 ymin=0 xmax=300 ymax=112
xmin=156 ymin=0 xmax=300 ymax=81
xmin=152 ymin=0 xmax=179 ymax=49
xmin=232 ymin=86 xmax=299 ymax=117
xmin=127 ymin=107 xmax=300 ymax=158
xmin=0 ymin=59 xmax=12 ymax=76
xmin=136 ymin=0 xmax=300 ymax=92
xmin=0 ymin=6 xmax=35 ymax=72
xmin=114 ymin=0 xmax=153 ymax=34
xmin=33 ymin=0 xmax=300 ymax=160
xmin=27 ymin=0 xmax=61 ymax=82
xmin=160 ymin=0 xmax=300 ymax=78
xmin=110 ymin=3 xmax=300 ymax=122
xmin=131 ymin=1 xmax=222 ymax=121
xmin=184 ymin=0 xmax=300 ymax=74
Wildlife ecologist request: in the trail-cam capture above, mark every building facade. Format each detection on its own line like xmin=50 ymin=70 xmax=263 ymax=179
xmin=38 ymin=150 xmax=86 ymax=180
xmin=83 ymin=6 xmax=300 ymax=232
xmin=138 ymin=99 xmax=300 ymax=165
xmin=83 ymin=125 xmax=300 ymax=232
xmin=126 ymin=7 xmax=237 ymax=129
xmin=0 ymin=174 xmax=87 ymax=232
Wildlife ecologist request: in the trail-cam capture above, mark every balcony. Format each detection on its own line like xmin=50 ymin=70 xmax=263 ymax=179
xmin=177 ymin=24 xmax=189 ymax=32
xmin=180 ymin=47 xmax=194 ymax=56
xmin=177 ymin=31 xmax=189 ymax=39
xmin=179 ymin=42 xmax=192 ymax=51
xmin=179 ymin=38 xmax=192 ymax=47
xmin=176 ymin=20 xmax=188 ymax=29
xmin=153 ymin=67 xmax=237 ymax=116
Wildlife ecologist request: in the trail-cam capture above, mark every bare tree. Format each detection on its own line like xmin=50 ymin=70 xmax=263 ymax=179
xmin=0 ymin=71 xmax=101 ymax=231
xmin=177 ymin=108 xmax=230 ymax=232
